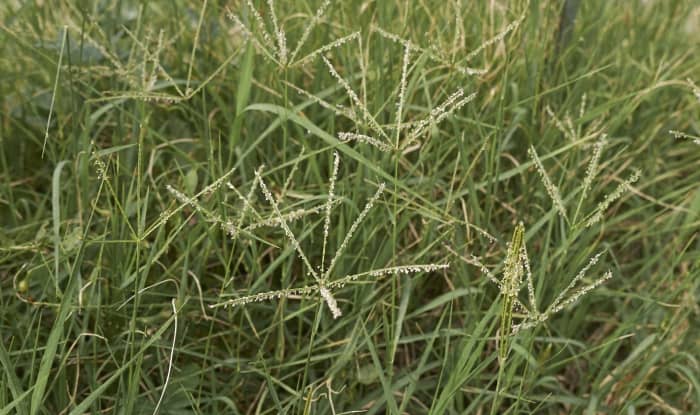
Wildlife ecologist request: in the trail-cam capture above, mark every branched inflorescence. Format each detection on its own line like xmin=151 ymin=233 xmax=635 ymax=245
xmin=283 ymin=14 xmax=525 ymax=153
xmin=314 ymin=52 xmax=476 ymax=153
xmin=209 ymin=152 xmax=449 ymax=318
xmin=460 ymin=222 xmax=613 ymax=338
xmin=226 ymin=0 xmax=358 ymax=68
xmin=278 ymin=2 xmax=530 ymax=153
xmin=585 ymin=168 xmax=641 ymax=227
xmin=161 ymin=164 xmax=329 ymax=242
xmin=369 ymin=1 xmax=528 ymax=77
xmin=528 ymin=102 xmax=641 ymax=227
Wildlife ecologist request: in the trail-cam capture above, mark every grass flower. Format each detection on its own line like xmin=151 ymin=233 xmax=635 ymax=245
xmin=529 ymin=119 xmax=640 ymax=227
xmin=210 ymin=152 xmax=449 ymax=318
xmin=455 ymin=222 xmax=613 ymax=338
xmin=160 ymin=165 xmax=331 ymax=242
xmin=370 ymin=2 xmax=528 ymax=77
xmin=226 ymin=0 xmax=357 ymax=68
xmin=293 ymin=53 xmax=476 ymax=153
xmin=528 ymin=145 xmax=569 ymax=221
xmin=586 ymin=169 xmax=641 ymax=227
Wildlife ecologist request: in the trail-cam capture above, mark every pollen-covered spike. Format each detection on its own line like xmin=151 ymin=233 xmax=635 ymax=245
xmin=321 ymin=151 xmax=340 ymax=275
xmin=324 ymin=183 xmax=385 ymax=279
xmin=256 ymin=170 xmax=320 ymax=282
xmin=528 ymin=146 xmax=568 ymax=220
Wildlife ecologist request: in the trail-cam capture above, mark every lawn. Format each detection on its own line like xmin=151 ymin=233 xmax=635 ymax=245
xmin=1 ymin=0 xmax=699 ymax=413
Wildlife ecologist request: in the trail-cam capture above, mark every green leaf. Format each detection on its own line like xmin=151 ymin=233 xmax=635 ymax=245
xmin=0 ymin=340 xmax=27 ymax=414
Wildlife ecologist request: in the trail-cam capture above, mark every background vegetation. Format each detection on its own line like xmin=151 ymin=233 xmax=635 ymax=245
xmin=1 ymin=0 xmax=699 ymax=413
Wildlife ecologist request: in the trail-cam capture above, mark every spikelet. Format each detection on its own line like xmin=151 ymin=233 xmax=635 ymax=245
xmin=368 ymin=263 xmax=449 ymax=277
xmin=512 ymin=263 xmax=613 ymax=334
xmin=497 ymin=222 xmax=525 ymax=362
xmin=324 ymin=183 xmax=385 ymax=279
xmin=69 ymin=21 xmax=195 ymax=102
xmin=586 ymin=169 xmax=641 ymax=227
xmin=243 ymin=202 xmax=339 ymax=232
xmin=227 ymin=180 xmax=265 ymax=222
xmin=284 ymin=26 xmax=482 ymax=152
xmin=294 ymin=31 xmax=361 ymax=67
xmin=394 ymin=41 xmax=411 ymax=145
xmin=581 ymin=135 xmax=606 ymax=203
xmin=154 ymin=165 xmax=239 ymax=234
xmin=550 ymin=269 xmax=612 ymax=315
xmin=442 ymin=243 xmax=500 ymax=286
xmin=338 ymin=132 xmax=392 ymax=152
xmin=546 ymin=106 xmax=576 ymax=141
xmin=164 ymin=168 xmax=263 ymax=240
xmin=414 ymin=88 xmax=465 ymax=132
xmin=465 ymin=7 xmax=527 ymax=61
xmin=434 ymin=91 xmax=476 ymax=124
xmin=229 ymin=165 xmax=264 ymax=238
xmin=289 ymin=0 xmax=333 ymax=63
xmin=163 ymin=157 xmax=332 ymax=239
xmin=245 ymin=0 xmax=276 ymax=51
xmin=304 ymin=30 xmax=478 ymax=152
xmin=280 ymin=150 xmax=304 ymax=200
xmin=579 ymin=93 xmax=587 ymax=119
xmin=321 ymin=152 xmax=340 ymax=274
xmin=321 ymin=55 xmax=388 ymax=139
xmin=404 ymin=89 xmax=476 ymax=148
xmin=256 ymin=169 xmax=321 ymax=282
xmin=326 ymin=264 xmax=450 ymax=290
xmin=226 ymin=10 xmax=277 ymax=63
xmin=142 ymin=29 xmax=165 ymax=92
xmin=549 ymin=251 xmax=603 ymax=311
xmin=371 ymin=26 xmax=414 ymax=48
xmin=319 ymin=286 xmax=342 ymax=319
xmin=688 ymin=78 xmax=700 ymax=102
xmin=670 ymin=130 xmax=700 ymax=145
xmin=92 ymin=152 xmax=109 ymax=181
xmin=528 ymin=146 xmax=568 ymax=220
xmin=285 ymin=81 xmax=358 ymax=121
xmin=671 ymin=75 xmax=695 ymax=132
xmin=502 ymin=223 xmax=525 ymax=299
xmin=166 ymin=184 xmax=235 ymax=235
xmin=166 ymin=185 xmax=208 ymax=215
xmin=451 ymin=0 xmax=466 ymax=52
xmin=212 ymin=284 xmax=319 ymax=309
xmin=521 ymin=242 xmax=537 ymax=314
xmin=266 ymin=0 xmax=287 ymax=65
xmin=212 ymin=261 xmax=450 ymax=311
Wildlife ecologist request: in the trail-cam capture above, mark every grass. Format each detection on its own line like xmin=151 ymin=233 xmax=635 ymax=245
xmin=1 ymin=0 xmax=699 ymax=413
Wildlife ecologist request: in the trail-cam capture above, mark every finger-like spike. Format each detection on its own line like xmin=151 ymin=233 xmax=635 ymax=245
xmin=324 ymin=183 xmax=385 ymax=279
xmin=528 ymin=146 xmax=568 ymax=220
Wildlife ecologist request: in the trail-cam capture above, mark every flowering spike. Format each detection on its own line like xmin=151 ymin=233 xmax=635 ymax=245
xmin=321 ymin=152 xmax=340 ymax=274
xmin=586 ymin=169 xmax=641 ymax=227
xmin=528 ymin=146 xmax=568 ymax=220
xmin=256 ymin=170 xmax=320 ymax=282
xmin=324 ymin=183 xmax=385 ymax=279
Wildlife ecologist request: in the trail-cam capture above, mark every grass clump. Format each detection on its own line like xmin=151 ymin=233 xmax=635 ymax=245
xmin=1 ymin=0 xmax=699 ymax=414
